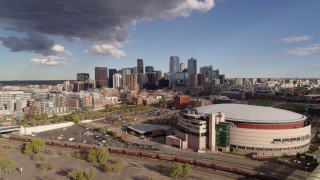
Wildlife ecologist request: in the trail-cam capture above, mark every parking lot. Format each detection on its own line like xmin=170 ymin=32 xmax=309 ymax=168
xmin=35 ymin=125 xmax=161 ymax=151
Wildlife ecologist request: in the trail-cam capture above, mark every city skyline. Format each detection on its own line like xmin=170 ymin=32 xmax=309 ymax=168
xmin=1 ymin=0 xmax=320 ymax=80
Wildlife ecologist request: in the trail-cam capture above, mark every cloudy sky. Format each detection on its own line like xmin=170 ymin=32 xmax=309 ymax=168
xmin=0 ymin=0 xmax=319 ymax=80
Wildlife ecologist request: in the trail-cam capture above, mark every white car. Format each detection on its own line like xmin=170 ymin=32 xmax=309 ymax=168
xmin=68 ymin=138 xmax=75 ymax=142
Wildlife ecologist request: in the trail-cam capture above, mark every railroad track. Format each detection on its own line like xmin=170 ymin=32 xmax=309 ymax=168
xmin=1 ymin=136 xmax=308 ymax=180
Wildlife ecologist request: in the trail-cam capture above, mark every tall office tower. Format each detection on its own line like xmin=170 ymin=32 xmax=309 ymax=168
xmin=138 ymin=73 xmax=146 ymax=90
xmin=113 ymin=73 xmax=122 ymax=89
xmin=154 ymin=70 xmax=162 ymax=86
xmin=77 ymin=73 xmax=90 ymax=81
xmin=63 ymin=81 xmax=71 ymax=92
xmin=163 ymin=73 xmax=170 ymax=80
xmin=137 ymin=59 xmax=144 ymax=74
xmin=169 ymin=56 xmax=180 ymax=86
xmin=200 ymin=65 xmax=213 ymax=84
xmin=146 ymin=72 xmax=157 ymax=86
xmin=126 ymin=74 xmax=138 ymax=91
xmin=95 ymin=67 xmax=108 ymax=88
xmin=212 ymin=69 xmax=220 ymax=78
xmin=121 ymin=68 xmax=131 ymax=89
xmin=132 ymin=67 xmax=138 ymax=74
xmin=145 ymin=66 xmax=154 ymax=73
xmin=188 ymin=58 xmax=197 ymax=87
xmin=108 ymin=69 xmax=118 ymax=88
xmin=197 ymin=73 xmax=205 ymax=86
xmin=219 ymin=75 xmax=225 ymax=85
xmin=180 ymin=63 xmax=185 ymax=72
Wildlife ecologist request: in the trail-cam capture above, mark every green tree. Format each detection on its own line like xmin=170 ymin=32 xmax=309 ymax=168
xmin=96 ymin=148 xmax=108 ymax=164
xmin=315 ymin=134 xmax=320 ymax=143
xmin=23 ymin=139 xmax=45 ymax=155
xmin=170 ymin=162 xmax=182 ymax=178
xmin=0 ymin=157 xmax=16 ymax=174
xmin=68 ymin=169 xmax=86 ymax=180
xmin=87 ymin=148 xmax=109 ymax=164
xmin=68 ymin=168 xmax=95 ymax=180
xmin=87 ymin=150 xmax=97 ymax=164
xmin=182 ymin=163 xmax=191 ymax=179
xmin=67 ymin=114 xmax=81 ymax=124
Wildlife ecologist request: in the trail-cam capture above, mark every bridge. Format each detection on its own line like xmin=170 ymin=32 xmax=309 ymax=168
xmin=0 ymin=126 xmax=21 ymax=133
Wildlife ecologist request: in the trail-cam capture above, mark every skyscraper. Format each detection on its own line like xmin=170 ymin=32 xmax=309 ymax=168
xmin=200 ymin=65 xmax=213 ymax=84
xmin=126 ymin=74 xmax=138 ymax=91
xmin=180 ymin=63 xmax=185 ymax=72
xmin=145 ymin=66 xmax=154 ymax=73
xmin=170 ymin=56 xmax=180 ymax=86
xmin=137 ymin=59 xmax=143 ymax=74
xmin=188 ymin=58 xmax=197 ymax=87
xmin=121 ymin=68 xmax=131 ymax=89
xmin=113 ymin=73 xmax=122 ymax=89
xmin=108 ymin=69 xmax=118 ymax=88
xmin=95 ymin=67 xmax=108 ymax=88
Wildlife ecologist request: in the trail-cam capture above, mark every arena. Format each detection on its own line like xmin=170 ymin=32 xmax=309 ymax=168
xmin=166 ymin=104 xmax=311 ymax=157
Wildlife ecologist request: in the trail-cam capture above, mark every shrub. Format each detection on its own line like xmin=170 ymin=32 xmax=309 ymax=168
xmin=23 ymin=139 xmax=45 ymax=155
xmin=0 ymin=157 xmax=16 ymax=174
xmin=87 ymin=148 xmax=109 ymax=164
xmin=39 ymin=162 xmax=56 ymax=172
xmin=58 ymin=151 xmax=70 ymax=158
xmin=68 ymin=168 xmax=95 ymax=180
xmin=32 ymin=154 xmax=47 ymax=162
xmin=44 ymin=149 xmax=56 ymax=156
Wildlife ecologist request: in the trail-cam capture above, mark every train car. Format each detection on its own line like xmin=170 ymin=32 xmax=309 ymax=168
xmin=19 ymin=137 xmax=31 ymax=142
xmin=45 ymin=141 xmax=53 ymax=145
xmin=141 ymin=152 xmax=158 ymax=159
xmin=79 ymin=145 xmax=94 ymax=150
xmin=214 ymin=164 xmax=234 ymax=173
xmin=158 ymin=154 xmax=175 ymax=161
xmin=125 ymin=150 xmax=141 ymax=156
xmin=51 ymin=141 xmax=65 ymax=147
xmin=174 ymin=157 xmax=194 ymax=165
xmin=194 ymin=160 xmax=213 ymax=168
xmin=9 ymin=136 xmax=20 ymax=141
xmin=65 ymin=143 xmax=80 ymax=149
xmin=109 ymin=148 xmax=125 ymax=154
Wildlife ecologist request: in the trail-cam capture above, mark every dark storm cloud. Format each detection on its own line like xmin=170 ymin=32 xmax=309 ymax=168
xmin=0 ymin=0 xmax=214 ymax=56
xmin=0 ymin=33 xmax=55 ymax=55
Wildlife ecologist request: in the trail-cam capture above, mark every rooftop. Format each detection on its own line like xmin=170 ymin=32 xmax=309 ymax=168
xmin=194 ymin=104 xmax=306 ymax=124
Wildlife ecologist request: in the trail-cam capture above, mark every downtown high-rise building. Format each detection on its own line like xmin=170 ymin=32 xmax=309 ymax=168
xmin=112 ymin=73 xmax=122 ymax=89
xmin=126 ymin=74 xmax=138 ymax=91
xmin=200 ymin=65 xmax=213 ymax=84
xmin=188 ymin=58 xmax=197 ymax=87
xmin=137 ymin=59 xmax=144 ymax=74
xmin=180 ymin=63 xmax=185 ymax=72
xmin=95 ymin=67 xmax=108 ymax=88
xmin=169 ymin=56 xmax=180 ymax=86
xmin=145 ymin=66 xmax=154 ymax=73
xmin=108 ymin=69 xmax=118 ymax=88
xmin=121 ymin=68 xmax=131 ymax=89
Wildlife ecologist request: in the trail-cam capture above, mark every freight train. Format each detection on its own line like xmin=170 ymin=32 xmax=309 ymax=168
xmin=4 ymin=135 xmax=278 ymax=180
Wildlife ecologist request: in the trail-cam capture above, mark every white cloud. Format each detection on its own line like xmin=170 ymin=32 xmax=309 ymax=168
xmin=51 ymin=44 xmax=73 ymax=57
xmin=86 ymin=42 xmax=126 ymax=58
xmin=281 ymin=35 xmax=312 ymax=43
xmin=283 ymin=44 xmax=320 ymax=57
xmin=31 ymin=56 xmax=69 ymax=66
xmin=162 ymin=0 xmax=215 ymax=18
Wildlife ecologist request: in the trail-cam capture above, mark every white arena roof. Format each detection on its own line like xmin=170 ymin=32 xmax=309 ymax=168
xmin=194 ymin=104 xmax=306 ymax=124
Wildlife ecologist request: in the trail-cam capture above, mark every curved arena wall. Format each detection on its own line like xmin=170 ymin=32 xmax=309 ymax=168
xmin=229 ymin=125 xmax=311 ymax=157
